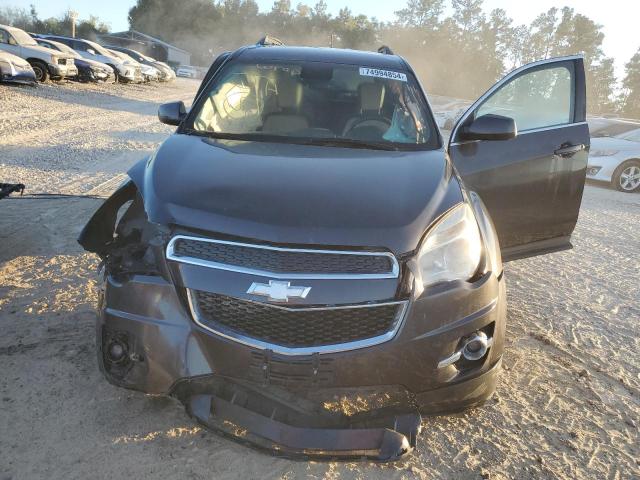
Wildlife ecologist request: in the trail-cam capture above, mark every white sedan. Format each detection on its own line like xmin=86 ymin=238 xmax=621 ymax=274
xmin=588 ymin=126 xmax=640 ymax=192
xmin=176 ymin=65 xmax=198 ymax=78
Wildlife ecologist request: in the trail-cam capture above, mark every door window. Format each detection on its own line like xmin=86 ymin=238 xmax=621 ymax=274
xmin=475 ymin=65 xmax=573 ymax=132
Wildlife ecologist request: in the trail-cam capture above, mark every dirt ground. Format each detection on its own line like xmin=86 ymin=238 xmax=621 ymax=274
xmin=0 ymin=80 xmax=638 ymax=480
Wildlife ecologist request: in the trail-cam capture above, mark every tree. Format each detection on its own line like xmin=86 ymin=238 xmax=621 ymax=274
xmin=331 ymin=7 xmax=377 ymax=49
xmin=621 ymin=49 xmax=640 ymax=119
xmin=589 ymin=58 xmax=617 ymax=114
xmin=395 ymin=0 xmax=444 ymax=29
xmin=479 ymin=9 xmax=513 ymax=81
xmin=526 ymin=8 xmax=558 ymax=61
xmin=129 ymin=0 xmax=222 ymax=63
xmin=452 ymin=0 xmax=484 ymax=34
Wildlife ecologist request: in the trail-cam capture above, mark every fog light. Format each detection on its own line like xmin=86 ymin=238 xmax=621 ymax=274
xmin=462 ymin=331 xmax=489 ymax=361
xmin=587 ymin=167 xmax=601 ymax=176
xmin=107 ymin=339 xmax=127 ymax=363
xmin=437 ymin=331 xmax=493 ymax=369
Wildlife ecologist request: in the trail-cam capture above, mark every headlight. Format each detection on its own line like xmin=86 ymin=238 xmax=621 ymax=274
xmin=590 ymin=149 xmax=619 ymax=157
xmin=416 ymin=203 xmax=482 ymax=287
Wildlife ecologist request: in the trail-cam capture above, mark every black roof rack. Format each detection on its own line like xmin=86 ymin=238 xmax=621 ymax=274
xmin=257 ymin=35 xmax=284 ymax=47
xmin=377 ymin=45 xmax=394 ymax=55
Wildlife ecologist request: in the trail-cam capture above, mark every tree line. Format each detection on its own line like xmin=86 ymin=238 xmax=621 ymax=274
xmin=2 ymin=0 xmax=639 ymax=118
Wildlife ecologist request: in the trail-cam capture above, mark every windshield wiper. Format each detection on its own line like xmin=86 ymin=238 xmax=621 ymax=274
xmin=297 ymin=137 xmax=399 ymax=151
xmin=183 ymin=129 xmax=399 ymax=151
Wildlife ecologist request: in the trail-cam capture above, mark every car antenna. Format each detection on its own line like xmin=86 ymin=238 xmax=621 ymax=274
xmin=257 ymin=35 xmax=284 ymax=47
xmin=378 ymin=45 xmax=394 ymax=55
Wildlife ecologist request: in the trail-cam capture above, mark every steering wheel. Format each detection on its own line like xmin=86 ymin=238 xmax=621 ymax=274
xmin=344 ymin=118 xmax=391 ymax=139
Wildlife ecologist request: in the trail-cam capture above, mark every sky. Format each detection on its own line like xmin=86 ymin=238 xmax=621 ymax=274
xmin=1 ymin=0 xmax=638 ymax=77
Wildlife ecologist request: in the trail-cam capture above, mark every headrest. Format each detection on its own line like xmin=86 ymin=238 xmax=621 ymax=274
xmin=277 ymin=77 xmax=303 ymax=110
xmin=359 ymin=83 xmax=385 ymax=113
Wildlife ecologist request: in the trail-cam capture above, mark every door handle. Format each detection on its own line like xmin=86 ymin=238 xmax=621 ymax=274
xmin=554 ymin=144 xmax=585 ymax=157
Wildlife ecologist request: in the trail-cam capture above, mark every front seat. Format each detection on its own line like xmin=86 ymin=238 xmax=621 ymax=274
xmin=262 ymin=77 xmax=309 ymax=134
xmin=342 ymin=83 xmax=390 ymax=136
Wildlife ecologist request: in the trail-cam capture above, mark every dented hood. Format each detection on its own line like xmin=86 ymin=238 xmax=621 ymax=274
xmin=130 ymin=134 xmax=462 ymax=255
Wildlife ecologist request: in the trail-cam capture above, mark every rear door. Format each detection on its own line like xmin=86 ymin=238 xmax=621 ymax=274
xmin=448 ymin=56 xmax=589 ymax=261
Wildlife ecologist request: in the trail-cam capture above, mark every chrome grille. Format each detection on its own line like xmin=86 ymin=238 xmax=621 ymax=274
xmin=189 ymin=290 xmax=407 ymax=354
xmin=167 ymin=235 xmax=398 ymax=279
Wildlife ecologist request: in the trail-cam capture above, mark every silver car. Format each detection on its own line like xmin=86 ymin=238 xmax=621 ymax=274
xmin=0 ymin=50 xmax=36 ymax=84
xmin=588 ymin=126 xmax=640 ymax=192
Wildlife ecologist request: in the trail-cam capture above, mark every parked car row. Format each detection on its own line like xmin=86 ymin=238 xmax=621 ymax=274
xmin=0 ymin=23 xmax=176 ymax=85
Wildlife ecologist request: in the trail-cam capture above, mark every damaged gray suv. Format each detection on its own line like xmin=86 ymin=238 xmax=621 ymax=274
xmin=79 ymin=40 xmax=589 ymax=461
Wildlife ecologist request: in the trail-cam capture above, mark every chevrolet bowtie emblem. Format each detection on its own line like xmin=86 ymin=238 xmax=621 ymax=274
xmin=247 ymin=280 xmax=311 ymax=302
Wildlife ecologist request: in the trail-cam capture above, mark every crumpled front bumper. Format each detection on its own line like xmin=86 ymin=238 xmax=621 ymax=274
xmin=49 ymin=63 xmax=74 ymax=79
xmin=1 ymin=71 xmax=36 ymax=84
xmin=174 ymin=376 xmax=423 ymax=461
xmin=96 ymin=265 xmax=505 ymax=460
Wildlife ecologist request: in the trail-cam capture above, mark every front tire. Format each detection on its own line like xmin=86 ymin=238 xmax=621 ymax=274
xmin=28 ymin=60 xmax=49 ymax=82
xmin=612 ymin=160 xmax=640 ymax=193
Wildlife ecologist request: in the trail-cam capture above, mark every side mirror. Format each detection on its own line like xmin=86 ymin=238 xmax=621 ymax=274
xmin=459 ymin=114 xmax=517 ymax=142
xmin=158 ymin=101 xmax=187 ymax=126
xmin=87 ymin=48 xmax=96 ymax=55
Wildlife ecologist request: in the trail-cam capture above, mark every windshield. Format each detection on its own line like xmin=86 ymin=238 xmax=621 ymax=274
xmin=86 ymin=41 xmax=112 ymax=57
xmin=126 ymin=50 xmax=148 ymax=62
xmin=40 ymin=40 xmax=79 ymax=58
xmin=111 ymin=50 xmax=134 ymax=63
xmin=188 ymin=60 xmax=437 ymax=150
xmin=11 ymin=29 xmax=37 ymax=46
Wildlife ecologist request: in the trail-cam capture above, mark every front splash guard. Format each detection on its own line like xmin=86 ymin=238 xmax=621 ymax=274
xmin=172 ymin=376 xmax=422 ymax=462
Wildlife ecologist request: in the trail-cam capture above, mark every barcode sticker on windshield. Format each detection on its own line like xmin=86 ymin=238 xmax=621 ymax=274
xmin=359 ymin=67 xmax=407 ymax=82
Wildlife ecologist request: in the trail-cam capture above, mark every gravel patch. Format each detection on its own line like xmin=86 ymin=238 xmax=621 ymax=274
xmin=0 ymin=78 xmax=198 ymax=194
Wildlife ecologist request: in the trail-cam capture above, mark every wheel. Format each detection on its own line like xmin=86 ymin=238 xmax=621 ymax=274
xmin=612 ymin=160 xmax=640 ymax=193
xmin=28 ymin=60 xmax=49 ymax=82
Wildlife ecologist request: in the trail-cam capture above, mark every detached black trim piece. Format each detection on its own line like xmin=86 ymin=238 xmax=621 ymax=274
xmin=191 ymin=395 xmax=417 ymax=461
xmin=0 ymin=183 xmax=25 ymax=199
xmin=176 ymin=377 xmax=421 ymax=462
